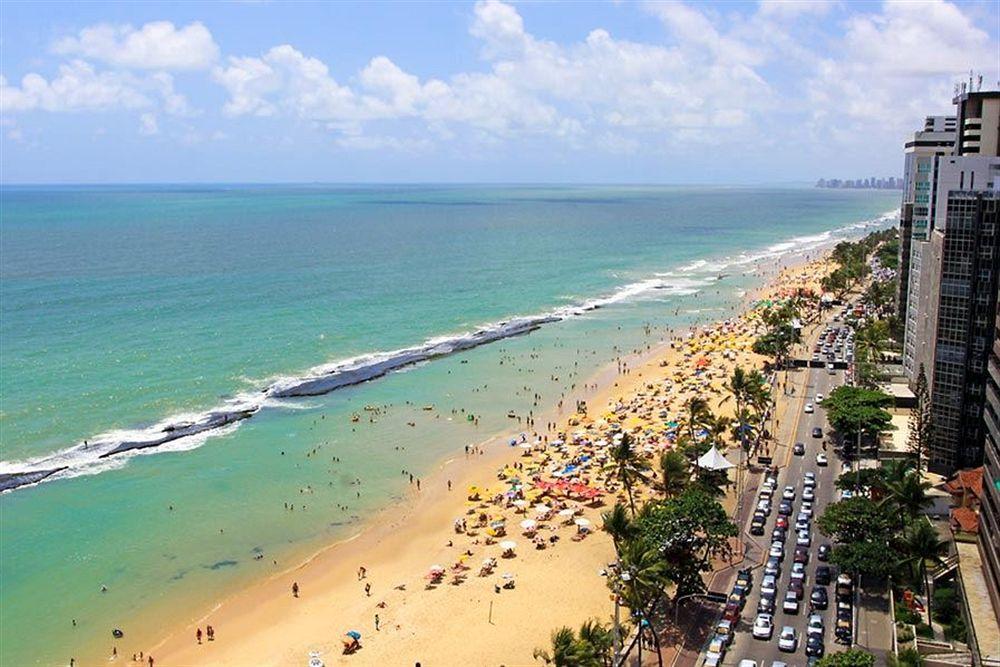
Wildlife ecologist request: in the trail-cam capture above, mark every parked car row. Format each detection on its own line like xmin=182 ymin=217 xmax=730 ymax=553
xmin=704 ymin=567 xmax=755 ymax=666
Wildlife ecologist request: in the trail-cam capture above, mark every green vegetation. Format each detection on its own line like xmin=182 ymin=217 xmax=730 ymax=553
xmin=820 ymin=384 xmax=893 ymax=445
xmin=816 ymin=648 xmax=876 ymax=667
xmin=887 ymin=647 xmax=924 ymax=667
xmin=532 ymin=620 xmax=613 ymax=666
xmin=908 ymin=365 xmax=932 ymax=473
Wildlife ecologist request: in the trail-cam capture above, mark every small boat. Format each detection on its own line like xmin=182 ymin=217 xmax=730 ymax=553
xmin=350 ymin=414 xmax=360 ymax=423
xmin=422 ymin=405 xmax=434 ymax=411
xmin=507 ymin=411 xmax=516 ymax=419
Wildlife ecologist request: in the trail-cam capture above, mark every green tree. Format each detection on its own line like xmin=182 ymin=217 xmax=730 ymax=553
xmin=820 ymin=385 xmax=893 ymax=446
xmin=601 ymin=503 xmax=633 ymax=554
xmin=835 ymin=467 xmax=887 ymax=496
xmin=897 ymin=519 xmax=949 ymax=625
xmin=883 ymin=470 xmax=933 ymax=523
xmin=816 ymin=648 xmax=877 ymax=667
xmin=610 ymin=433 xmax=649 ymax=516
xmin=818 ymin=496 xmax=893 ymax=543
xmin=658 ymin=450 xmax=689 ymax=498
xmin=682 ymin=396 xmax=712 ymax=446
xmin=908 ymin=365 xmax=932 ymax=474
xmin=831 ymin=540 xmax=896 ymax=579
xmin=533 ymin=623 xmax=609 ymax=667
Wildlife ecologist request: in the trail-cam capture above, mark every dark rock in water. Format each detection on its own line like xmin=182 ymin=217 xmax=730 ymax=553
xmin=205 ymin=560 xmax=238 ymax=570
xmin=0 ymin=467 xmax=68 ymax=492
xmin=99 ymin=409 xmax=257 ymax=458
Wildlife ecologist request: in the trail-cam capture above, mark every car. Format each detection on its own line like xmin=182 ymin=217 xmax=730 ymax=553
xmin=765 ymin=556 xmax=781 ymax=577
xmin=805 ymin=635 xmax=825 ymax=657
xmin=772 ymin=527 xmax=787 ymax=542
xmin=788 ymin=579 xmax=804 ymax=599
xmin=803 ymin=472 xmax=816 ymax=486
xmin=840 ymin=489 xmax=854 ymax=500
xmin=812 ymin=427 xmax=823 ymax=438
xmin=783 ymin=591 xmax=799 ymax=613
xmin=750 ymin=519 xmax=766 ymax=536
xmin=800 ymin=502 xmax=813 ymax=517
xmin=757 ymin=499 xmax=772 ymax=513
xmin=758 ymin=595 xmax=775 ymax=614
xmin=753 ymin=613 xmax=774 ymax=640
xmin=738 ymin=661 xmax=758 ymax=667
xmin=736 ymin=568 xmax=753 ymax=589
xmin=793 ymin=442 xmax=805 ymax=455
xmin=729 ymin=586 xmax=748 ymax=606
xmin=722 ymin=600 xmax=741 ymax=622
xmin=778 ymin=626 xmax=798 ymax=652
xmin=759 ymin=488 xmax=773 ymax=500
xmin=818 ymin=544 xmax=831 ymax=561
xmin=803 ymin=487 xmax=815 ymax=501
xmin=778 ymin=502 xmax=793 ymax=516
xmin=797 ymin=530 xmax=812 ymax=547
xmin=816 ymin=393 xmax=824 ymax=402
xmin=815 ymin=566 xmax=831 ymax=585
xmin=791 ymin=562 xmax=806 ymax=580
xmin=795 ymin=519 xmax=810 ymax=532
xmin=816 ymin=453 xmax=828 ymax=466
xmin=810 ymin=586 xmax=829 ymax=609
xmin=807 ymin=613 xmax=824 ymax=637
xmin=804 ymin=403 xmax=814 ymax=413
xmin=770 ymin=662 xmax=787 ymax=667
xmin=761 ymin=574 xmax=778 ymax=594
xmin=837 ymin=573 xmax=854 ymax=594
xmin=770 ymin=542 xmax=785 ymax=560
xmin=782 ymin=486 xmax=796 ymax=500
xmin=794 ymin=547 xmax=810 ymax=564
xmin=835 ymin=618 xmax=852 ymax=641
xmin=705 ymin=635 xmax=726 ymax=666
xmin=775 ymin=516 xmax=788 ymax=529
xmin=715 ymin=619 xmax=735 ymax=644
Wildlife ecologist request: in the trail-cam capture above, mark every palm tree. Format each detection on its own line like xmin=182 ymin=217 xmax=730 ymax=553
xmin=618 ymin=539 xmax=670 ymax=667
xmin=883 ymin=467 xmax=933 ymax=523
xmin=683 ymin=396 xmax=712 ymax=444
xmin=533 ymin=626 xmax=593 ymax=666
xmin=602 ymin=503 xmax=633 ymax=554
xmin=610 ymin=433 xmax=649 ymax=516
xmin=577 ymin=619 xmax=613 ymax=667
xmin=659 ymin=450 xmax=689 ymax=498
xmin=897 ymin=519 xmax=949 ymax=624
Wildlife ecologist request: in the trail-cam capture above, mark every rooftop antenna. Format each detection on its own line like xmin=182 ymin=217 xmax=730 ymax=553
xmin=977 ymin=74 xmax=983 ymax=91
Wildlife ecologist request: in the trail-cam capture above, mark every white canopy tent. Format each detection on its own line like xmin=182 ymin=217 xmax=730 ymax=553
xmin=697 ymin=445 xmax=736 ymax=471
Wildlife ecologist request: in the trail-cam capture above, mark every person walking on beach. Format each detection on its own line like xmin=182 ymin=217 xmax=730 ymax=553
xmin=365 ymin=582 xmax=371 ymax=596
xmin=375 ymin=614 xmax=380 ymax=631
xmin=292 ymin=581 xmax=299 ymax=598
xmin=196 ymin=628 xmax=202 ymax=644
xmin=207 ymin=625 xmax=215 ymax=641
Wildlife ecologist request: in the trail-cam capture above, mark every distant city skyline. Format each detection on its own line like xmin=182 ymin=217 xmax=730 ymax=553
xmin=1 ymin=0 xmax=998 ymax=184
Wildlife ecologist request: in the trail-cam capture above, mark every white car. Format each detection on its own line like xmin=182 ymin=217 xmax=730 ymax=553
xmin=841 ymin=489 xmax=854 ymax=500
xmin=769 ymin=542 xmax=784 ymax=559
xmin=778 ymin=626 xmax=798 ymax=652
xmin=817 ymin=453 xmax=828 ymax=466
xmin=705 ymin=635 xmax=726 ymax=666
xmin=800 ymin=502 xmax=814 ymax=517
xmin=782 ymin=486 xmax=796 ymax=500
xmin=816 ymin=393 xmax=824 ymax=402
xmin=761 ymin=575 xmax=777 ymax=596
xmin=803 ymin=487 xmax=815 ymax=501
xmin=739 ymin=661 xmax=758 ymax=667
xmin=783 ymin=591 xmax=799 ymax=613
xmin=752 ymin=613 xmax=774 ymax=640
xmin=803 ymin=473 xmax=816 ymax=487
xmin=758 ymin=499 xmax=772 ymax=513
xmin=807 ymin=614 xmax=824 ymax=637
xmin=796 ymin=518 xmax=810 ymax=532
xmin=791 ymin=562 xmax=806 ymax=580
xmin=797 ymin=530 xmax=811 ymax=547
xmin=804 ymin=403 xmax=814 ymax=413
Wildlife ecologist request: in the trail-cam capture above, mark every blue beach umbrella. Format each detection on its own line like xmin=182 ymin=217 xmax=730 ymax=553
xmin=346 ymin=630 xmax=361 ymax=640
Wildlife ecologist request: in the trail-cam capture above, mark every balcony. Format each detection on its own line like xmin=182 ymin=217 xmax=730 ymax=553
xmin=965 ymin=116 xmax=982 ymax=126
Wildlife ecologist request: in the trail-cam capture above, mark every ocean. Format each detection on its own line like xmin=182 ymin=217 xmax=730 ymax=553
xmin=0 ymin=184 xmax=898 ymax=665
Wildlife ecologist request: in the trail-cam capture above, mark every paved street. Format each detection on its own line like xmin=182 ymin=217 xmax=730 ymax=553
xmin=719 ymin=360 xmax=846 ymax=666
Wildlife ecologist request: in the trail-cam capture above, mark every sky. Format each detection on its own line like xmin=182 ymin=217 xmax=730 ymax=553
xmin=1 ymin=0 xmax=997 ymax=184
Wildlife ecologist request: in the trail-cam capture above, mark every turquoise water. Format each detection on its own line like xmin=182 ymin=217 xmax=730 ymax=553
xmin=0 ymin=185 xmax=898 ymax=665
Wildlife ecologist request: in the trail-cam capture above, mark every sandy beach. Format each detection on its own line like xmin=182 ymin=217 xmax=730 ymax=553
xmin=122 ymin=253 xmax=836 ymax=667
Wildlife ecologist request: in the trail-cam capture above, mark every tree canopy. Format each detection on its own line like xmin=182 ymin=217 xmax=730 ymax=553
xmin=820 ymin=385 xmax=893 ymax=439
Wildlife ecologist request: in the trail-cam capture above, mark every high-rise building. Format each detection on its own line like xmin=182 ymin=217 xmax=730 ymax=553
xmin=983 ymin=279 xmax=1000 ymax=620
xmin=904 ymin=91 xmax=1000 ymax=475
xmin=899 ymin=116 xmax=956 ymax=374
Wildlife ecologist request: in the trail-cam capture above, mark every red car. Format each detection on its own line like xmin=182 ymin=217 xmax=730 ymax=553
xmin=776 ymin=517 xmax=789 ymax=530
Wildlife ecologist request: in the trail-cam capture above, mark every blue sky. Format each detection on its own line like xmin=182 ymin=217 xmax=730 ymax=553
xmin=1 ymin=0 xmax=997 ymax=183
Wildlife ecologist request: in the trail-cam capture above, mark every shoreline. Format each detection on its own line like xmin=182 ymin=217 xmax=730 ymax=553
xmin=109 ymin=248 xmax=838 ymax=667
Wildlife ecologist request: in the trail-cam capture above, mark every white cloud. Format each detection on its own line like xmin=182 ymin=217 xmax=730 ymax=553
xmin=139 ymin=112 xmax=159 ymax=135
xmin=0 ymin=61 xmax=150 ymax=112
xmin=805 ymin=0 xmax=996 ymax=137
xmin=757 ymin=0 xmax=834 ymax=18
xmin=53 ymin=21 xmax=219 ymax=70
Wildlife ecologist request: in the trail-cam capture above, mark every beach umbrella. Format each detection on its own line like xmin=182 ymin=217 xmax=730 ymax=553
xmin=429 ymin=564 xmax=445 ymax=574
xmin=512 ymin=499 xmax=528 ymax=508
xmin=519 ymin=519 xmax=537 ymax=531
xmin=346 ymin=631 xmax=362 ymax=640
xmin=574 ymin=518 xmax=592 ymax=528
xmin=534 ymin=503 xmax=551 ymax=513
xmin=558 ymin=508 xmax=576 ymax=518
xmin=499 ymin=540 xmax=517 ymax=551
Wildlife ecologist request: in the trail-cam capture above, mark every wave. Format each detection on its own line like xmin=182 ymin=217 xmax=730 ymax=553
xmin=0 ymin=209 xmax=897 ymax=492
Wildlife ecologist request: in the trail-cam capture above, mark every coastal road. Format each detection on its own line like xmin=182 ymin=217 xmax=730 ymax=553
xmin=720 ymin=360 xmax=846 ymax=666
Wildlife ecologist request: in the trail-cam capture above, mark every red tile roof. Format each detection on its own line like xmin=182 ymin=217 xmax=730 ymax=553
xmin=951 ymin=506 xmax=980 ymax=533
xmin=944 ymin=467 xmax=984 ymax=500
